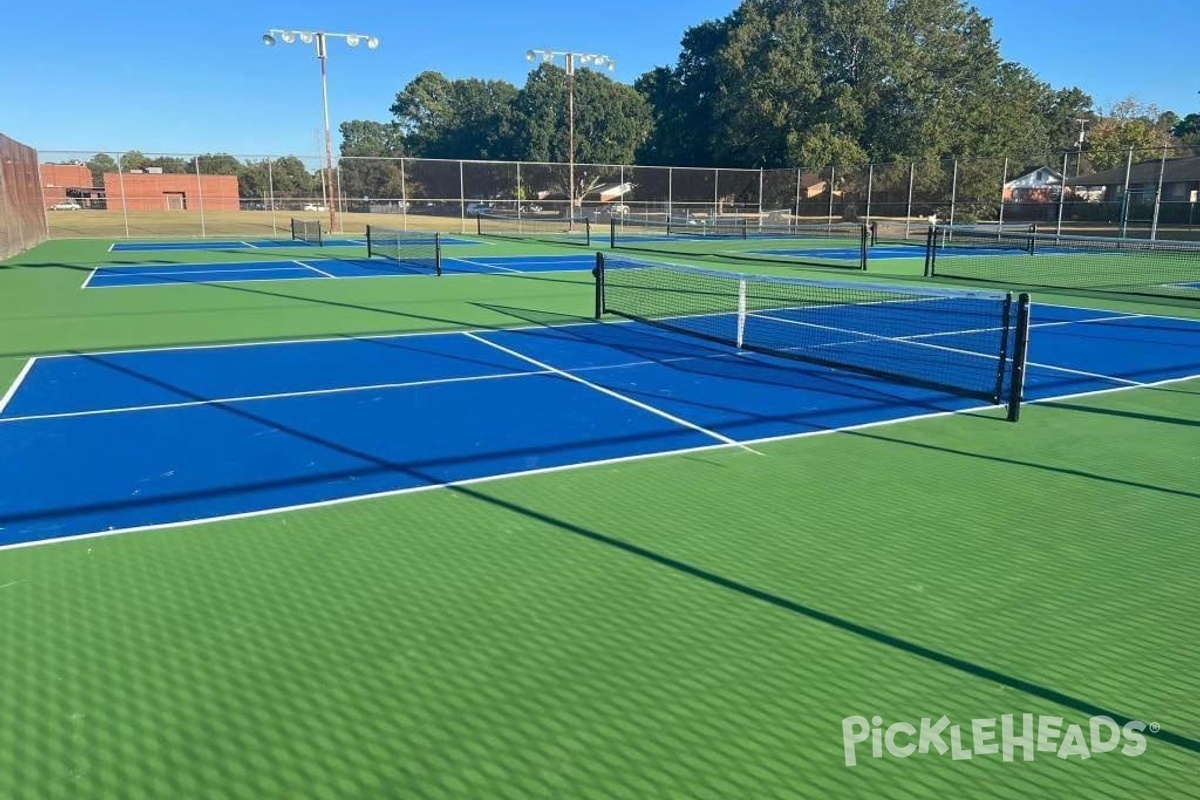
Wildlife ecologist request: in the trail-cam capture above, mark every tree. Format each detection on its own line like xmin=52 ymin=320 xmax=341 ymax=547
xmin=118 ymin=150 xmax=148 ymax=171
xmin=390 ymin=71 xmax=518 ymax=159
xmin=85 ymin=153 xmax=116 ymax=186
xmin=1173 ymin=113 xmax=1200 ymax=149
xmin=632 ymin=0 xmax=1092 ymax=169
xmin=338 ymin=120 xmax=407 ymax=201
xmin=339 ymin=120 xmax=405 ymax=157
xmin=511 ymin=64 xmax=653 ymax=165
xmin=190 ymin=153 xmax=242 ymax=175
xmin=1084 ymin=97 xmax=1179 ymax=170
xmin=144 ymin=156 xmax=190 ymax=174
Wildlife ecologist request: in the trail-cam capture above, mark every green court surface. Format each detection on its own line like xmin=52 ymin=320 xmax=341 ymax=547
xmin=1 ymin=236 xmax=1197 ymax=799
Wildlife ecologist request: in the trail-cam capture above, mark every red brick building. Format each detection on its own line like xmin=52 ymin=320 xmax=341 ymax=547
xmin=102 ymin=172 xmax=239 ymax=212
xmin=40 ymin=163 xmax=92 ymax=206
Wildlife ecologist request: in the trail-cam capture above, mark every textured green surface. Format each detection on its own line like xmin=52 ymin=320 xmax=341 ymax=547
xmin=0 ymin=238 xmax=1197 ymax=798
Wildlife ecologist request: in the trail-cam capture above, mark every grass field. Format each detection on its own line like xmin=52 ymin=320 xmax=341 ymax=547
xmin=1 ymin=235 xmax=1197 ymax=798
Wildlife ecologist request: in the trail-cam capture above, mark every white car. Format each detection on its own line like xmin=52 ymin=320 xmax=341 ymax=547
xmin=607 ymin=204 xmax=630 ymax=215
xmin=302 ymin=203 xmax=327 ymax=212
xmin=50 ymin=201 xmax=82 ymax=211
xmin=466 ymin=202 xmax=494 ymax=216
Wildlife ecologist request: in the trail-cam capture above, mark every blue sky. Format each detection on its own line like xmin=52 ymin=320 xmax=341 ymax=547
xmin=3 ymin=0 xmax=1195 ymax=158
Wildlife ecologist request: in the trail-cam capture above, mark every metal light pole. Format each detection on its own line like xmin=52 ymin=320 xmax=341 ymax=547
xmin=264 ymin=28 xmax=379 ymax=234
xmin=524 ymin=49 xmax=615 ymax=227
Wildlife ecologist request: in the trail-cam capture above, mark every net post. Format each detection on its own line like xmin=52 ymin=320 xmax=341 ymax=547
xmin=736 ymin=278 xmax=747 ymax=349
xmin=593 ymin=252 xmax=605 ymax=319
xmin=434 ymin=232 xmax=443 ymax=276
xmin=610 ymin=218 xmax=617 ymax=249
xmin=476 ymin=214 xmax=482 ymax=236
xmin=858 ymin=223 xmax=868 ymax=271
xmin=366 ymin=224 xmax=374 ymax=259
xmin=290 ymin=217 xmax=297 ymax=241
xmin=740 ymin=219 xmax=748 ymax=240
xmin=317 ymin=221 xmax=323 ymax=247
xmin=584 ymin=218 xmax=591 ymax=247
xmin=923 ymin=226 xmax=936 ymax=277
xmin=869 ymin=220 xmax=878 ymax=247
xmin=1027 ymin=223 xmax=1037 ymax=255
xmin=1006 ymin=293 xmax=1032 ymax=422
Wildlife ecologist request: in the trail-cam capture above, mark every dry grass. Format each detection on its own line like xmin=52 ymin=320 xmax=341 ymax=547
xmin=46 ymin=209 xmax=476 ymax=240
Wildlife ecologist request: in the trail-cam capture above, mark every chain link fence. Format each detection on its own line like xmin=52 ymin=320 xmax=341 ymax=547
xmin=32 ymin=146 xmax=1200 ymax=242
xmin=1 ymin=133 xmax=48 ymax=259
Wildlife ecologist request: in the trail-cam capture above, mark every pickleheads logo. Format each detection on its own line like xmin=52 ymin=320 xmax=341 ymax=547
xmin=841 ymin=714 xmax=1153 ymax=767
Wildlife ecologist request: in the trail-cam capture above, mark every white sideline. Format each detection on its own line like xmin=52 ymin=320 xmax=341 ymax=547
xmin=462 ymin=331 xmax=762 ymax=455
xmin=0 ymin=358 xmax=36 ymax=415
xmin=294 ymin=260 xmax=336 ymax=279
xmin=2 ymin=370 xmax=1195 ymax=555
xmin=0 ymin=367 xmax=548 ymax=424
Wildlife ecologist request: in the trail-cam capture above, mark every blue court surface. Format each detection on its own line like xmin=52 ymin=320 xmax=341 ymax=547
xmin=108 ymin=235 xmax=474 ymax=252
xmin=1 ymin=303 xmax=1197 ymax=548
xmin=83 ymin=254 xmax=596 ymax=287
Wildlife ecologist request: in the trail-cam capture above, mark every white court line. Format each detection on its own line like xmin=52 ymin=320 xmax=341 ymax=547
xmin=106 ymin=243 xmax=115 ymax=253
xmin=451 ymin=256 xmax=522 ymax=273
xmin=294 ymin=260 xmax=336 ymax=279
xmin=0 ymin=368 xmax=547 ymax=424
xmin=463 ymin=331 xmax=762 ymax=455
xmin=752 ymin=310 xmax=1143 ymax=386
xmin=240 ymin=241 xmax=260 ymax=249
xmin=0 ymin=357 xmax=37 ymax=415
xmin=751 ymin=311 xmax=999 ymax=364
xmin=1 ymin=347 xmax=758 ymax=424
xmin=80 ymin=267 xmax=98 ymax=289
xmin=86 ymin=274 xmax=335 ymax=290
xmin=1023 ymin=361 xmax=1141 ymax=385
xmin=4 ymin=369 xmax=1195 ymax=555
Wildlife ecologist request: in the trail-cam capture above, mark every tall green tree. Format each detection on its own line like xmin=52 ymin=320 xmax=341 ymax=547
xmin=190 ymin=153 xmax=242 ymax=175
xmin=1173 ymin=113 xmax=1200 ymax=149
xmin=391 ymin=71 xmax=518 ymax=159
xmin=633 ymin=0 xmax=1091 ymax=169
xmin=338 ymin=120 xmax=407 ymax=201
xmin=511 ymin=64 xmax=653 ymax=166
xmin=1084 ymin=97 xmax=1180 ymax=170
xmin=85 ymin=153 xmax=116 ymax=186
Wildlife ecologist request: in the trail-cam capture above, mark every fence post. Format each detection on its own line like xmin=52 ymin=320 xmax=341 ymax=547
xmin=904 ymin=161 xmax=915 ymax=238
xmin=335 ymin=159 xmax=345 ymax=233
xmin=399 ymin=158 xmax=408 ymax=232
xmin=267 ymin=157 xmax=277 ymax=237
xmin=1150 ymin=146 xmax=1168 ymax=241
xmin=997 ymin=157 xmax=1008 ymax=230
xmin=865 ymin=163 xmax=874 ymax=224
xmin=112 ymin=154 xmax=129 ymax=238
xmin=713 ymin=167 xmax=720 ymax=218
xmin=1054 ymin=151 xmax=1068 ymax=237
xmin=194 ymin=157 xmax=206 ymax=238
xmin=1119 ymin=146 xmax=1134 ymax=238
xmin=668 ymin=167 xmax=673 ymax=221
xmin=948 ymin=158 xmax=958 ymax=228
xmin=827 ymin=166 xmax=836 ymax=228
xmin=794 ymin=168 xmax=801 ymax=222
xmin=517 ymin=161 xmax=523 ymax=229
xmin=758 ymin=167 xmax=764 ymax=227
xmin=459 ymin=159 xmax=466 ymax=235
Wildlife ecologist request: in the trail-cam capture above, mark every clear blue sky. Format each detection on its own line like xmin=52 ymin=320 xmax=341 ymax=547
xmin=2 ymin=0 xmax=1195 ymax=158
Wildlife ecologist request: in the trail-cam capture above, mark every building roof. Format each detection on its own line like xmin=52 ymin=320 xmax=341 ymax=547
xmin=1005 ymin=166 xmax=1063 ymax=188
xmin=1066 ymin=154 xmax=1200 ymax=187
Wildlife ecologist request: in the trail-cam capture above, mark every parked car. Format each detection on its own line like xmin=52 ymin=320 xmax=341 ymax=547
xmin=607 ymin=204 xmax=630 ymax=216
xmin=50 ymin=201 xmax=82 ymax=211
xmin=466 ymin=202 xmax=494 ymax=216
xmin=302 ymin=203 xmax=328 ymax=212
